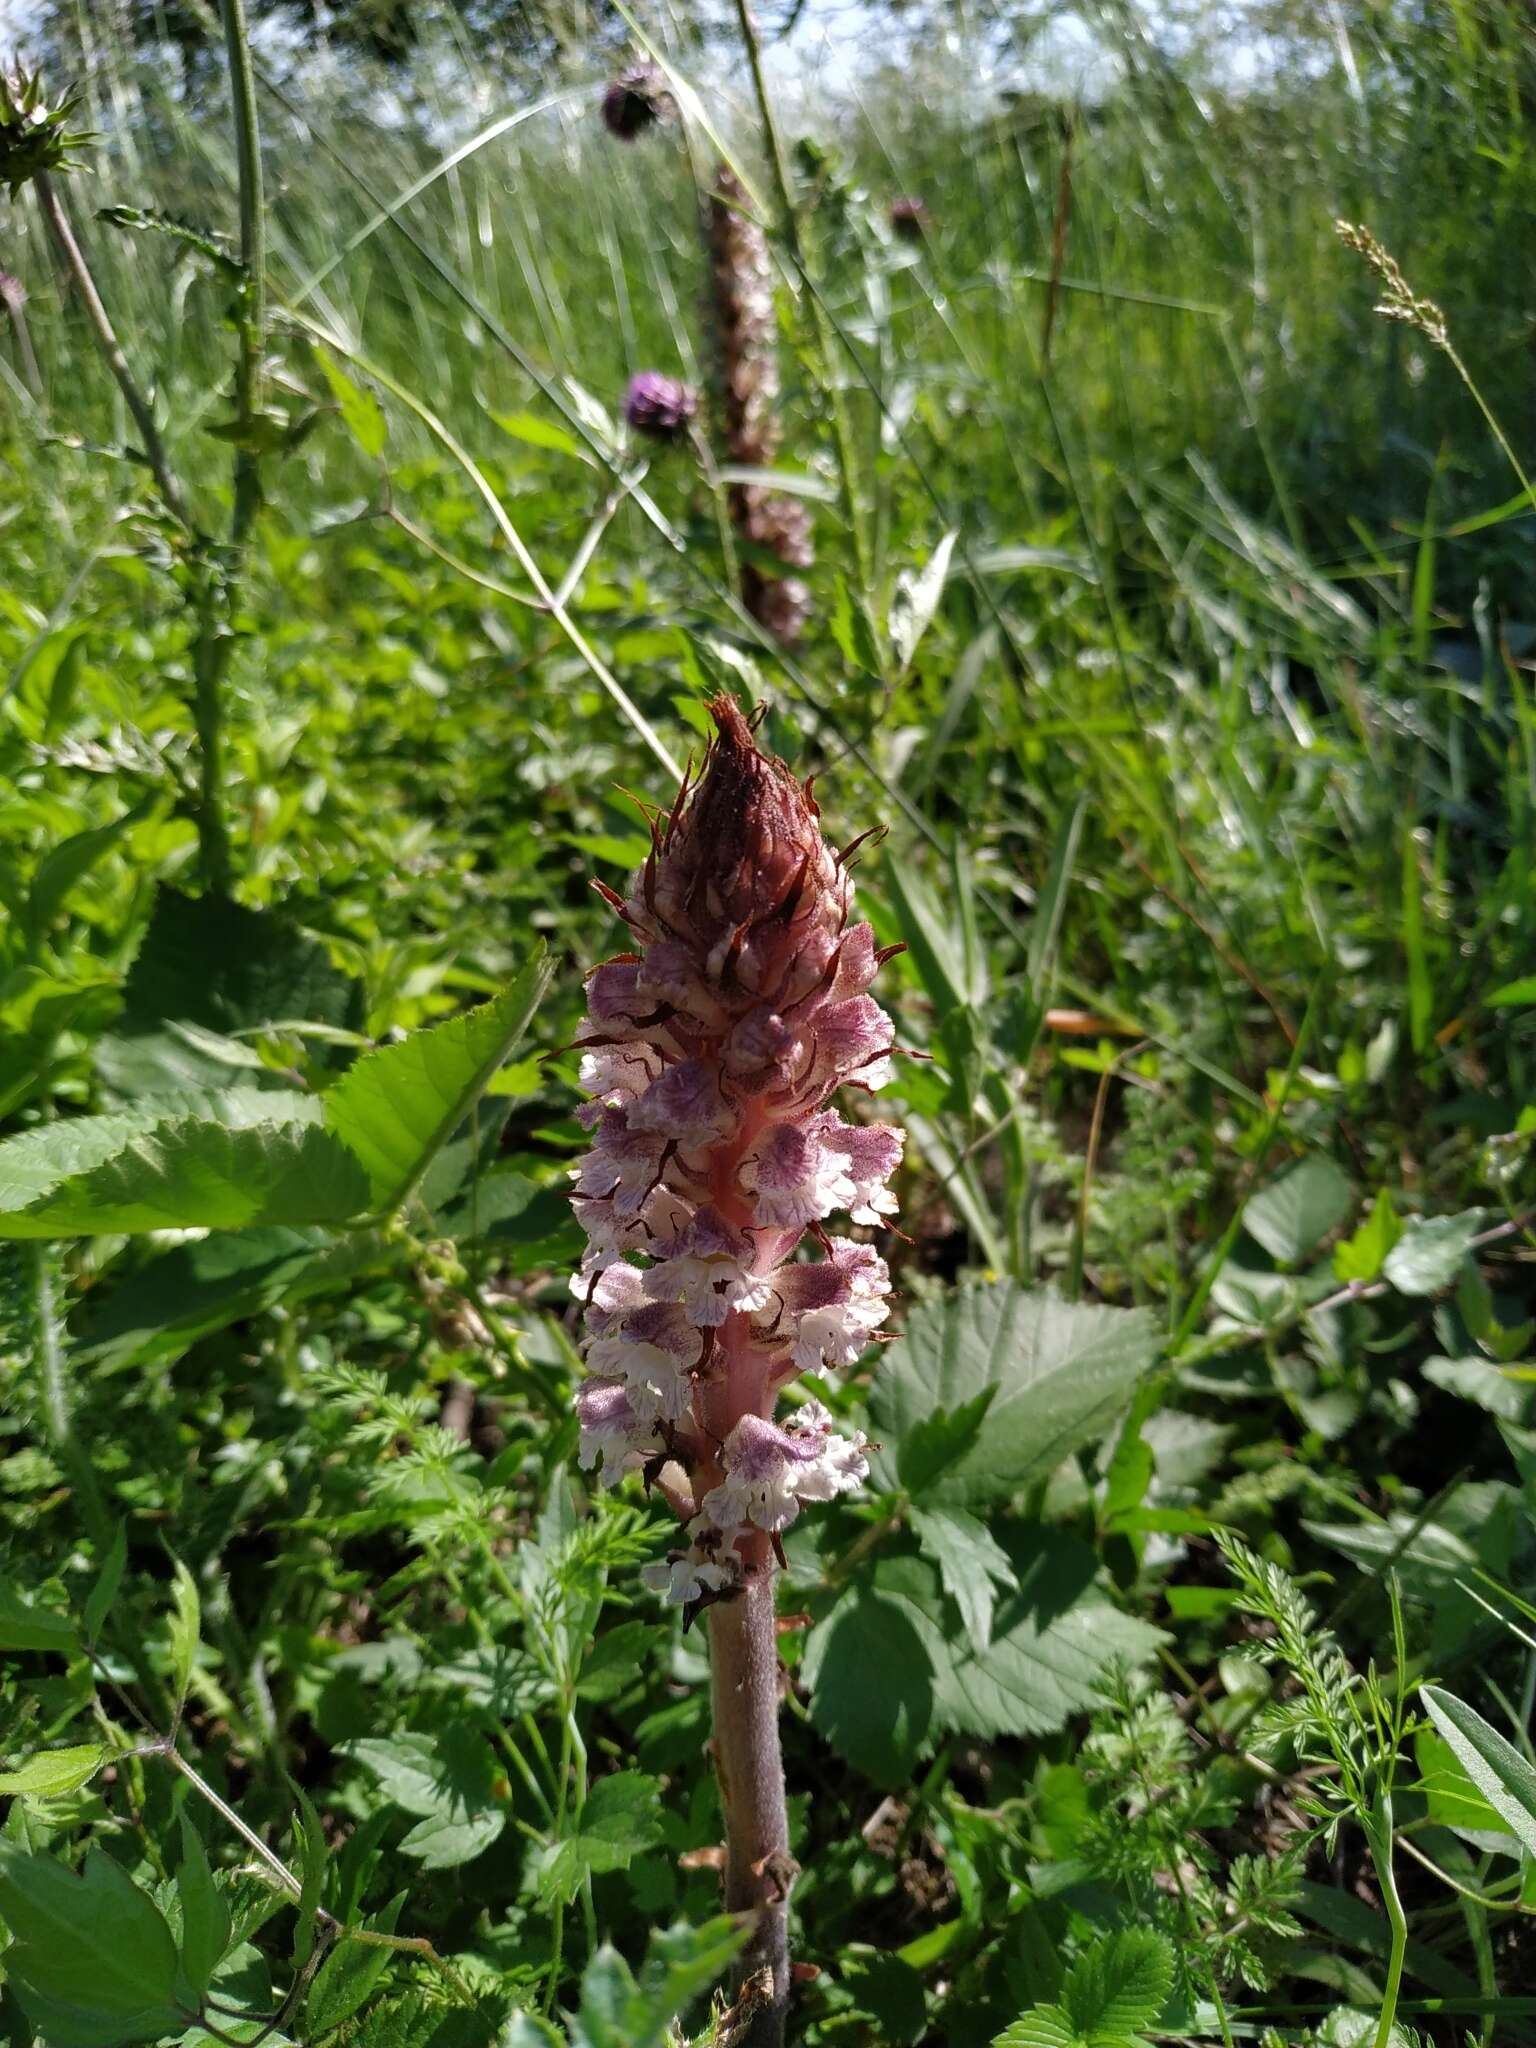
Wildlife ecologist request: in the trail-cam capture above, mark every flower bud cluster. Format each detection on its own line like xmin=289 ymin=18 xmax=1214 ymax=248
xmin=708 ymin=168 xmax=814 ymax=646
xmin=570 ymin=698 xmax=901 ymax=1620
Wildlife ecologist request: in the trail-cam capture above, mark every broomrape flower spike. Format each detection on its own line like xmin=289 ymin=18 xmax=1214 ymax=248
xmin=568 ymin=694 xmax=902 ymax=2037
xmin=624 ymin=370 xmax=698 ymax=443
xmin=601 ymin=60 xmax=674 ymax=141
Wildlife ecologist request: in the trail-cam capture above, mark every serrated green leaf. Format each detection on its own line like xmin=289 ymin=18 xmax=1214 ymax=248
xmin=175 ymin=1813 xmax=232 ymax=2003
xmin=801 ymin=1581 xmax=938 ymax=1787
xmin=0 ymin=1109 xmax=372 ymax=1238
xmin=0 ymin=1743 xmax=108 ymax=1799
xmin=292 ymin=1785 xmax=328 ymax=1969
xmin=911 ymin=1503 xmax=1018 ymax=1652
xmin=1421 ymin=1685 xmax=1536 ymax=1857
xmin=537 ymin=1771 xmax=662 ymax=1907
xmin=870 ymin=1282 xmax=1160 ymax=1508
xmin=991 ymin=2008 xmax=1079 ymax=2048
xmin=25 ymin=796 xmax=156 ymax=948
xmin=324 ymin=949 xmax=550 ymax=1214
xmin=1383 ymin=1211 xmax=1488 ymax=1296
xmin=1061 ymin=1929 xmax=1174 ymax=2035
xmin=0 ymin=1844 xmax=185 ymax=2047
xmin=1243 ymin=1156 xmax=1353 ymax=1265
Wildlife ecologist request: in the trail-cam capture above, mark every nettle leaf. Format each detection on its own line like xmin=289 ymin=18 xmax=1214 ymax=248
xmin=0 ymin=1107 xmax=371 ymax=1238
xmin=25 ymin=795 xmax=156 ymax=948
xmin=807 ymin=1528 xmax=1164 ymax=1783
xmin=1383 ymin=1211 xmax=1488 ymax=1296
xmin=0 ymin=1743 xmax=108 ymax=1800
xmin=305 ymin=1894 xmax=405 ymax=2033
xmin=870 ymin=1283 xmax=1160 ymax=1508
xmin=1243 ymin=1156 xmax=1353 ymax=1265
xmin=0 ymin=1844 xmax=187 ymax=2047
xmin=98 ymin=887 xmax=362 ymax=1099
xmin=1421 ymin=1685 xmax=1536 ymax=1857
xmin=324 ymin=948 xmax=551 ymax=1215
xmin=537 ymin=1770 xmax=663 ymax=1907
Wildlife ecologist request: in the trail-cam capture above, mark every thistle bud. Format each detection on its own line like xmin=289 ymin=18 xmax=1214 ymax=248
xmin=624 ymin=370 xmax=697 ymax=442
xmin=707 ymin=168 xmax=815 ymax=646
xmin=570 ymin=699 xmax=901 ymax=1623
xmin=601 ymin=61 xmax=673 ymax=141
xmin=0 ymin=65 xmax=93 ymax=195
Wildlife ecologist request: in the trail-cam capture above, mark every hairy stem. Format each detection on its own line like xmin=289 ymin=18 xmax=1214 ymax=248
xmin=709 ymin=1573 xmax=791 ymax=2045
xmin=29 ymin=1239 xmax=110 ymax=1549
xmin=33 ymin=169 xmax=194 ymax=529
xmin=220 ymin=0 xmax=266 ymax=547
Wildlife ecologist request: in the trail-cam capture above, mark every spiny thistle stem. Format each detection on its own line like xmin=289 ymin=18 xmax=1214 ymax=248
xmin=569 ymin=698 xmax=904 ymax=2038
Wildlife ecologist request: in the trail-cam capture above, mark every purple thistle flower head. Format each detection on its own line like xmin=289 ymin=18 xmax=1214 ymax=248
xmin=601 ymin=62 xmax=672 ymax=142
xmin=624 ymin=371 xmax=697 ymax=443
xmin=890 ymin=196 xmax=930 ymax=242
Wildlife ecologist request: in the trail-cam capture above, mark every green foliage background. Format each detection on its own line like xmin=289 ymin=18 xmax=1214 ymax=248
xmin=4 ymin=0 xmax=1536 ymax=2042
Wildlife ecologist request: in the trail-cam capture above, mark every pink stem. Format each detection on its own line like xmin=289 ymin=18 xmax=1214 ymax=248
xmin=708 ymin=1569 xmax=791 ymax=2045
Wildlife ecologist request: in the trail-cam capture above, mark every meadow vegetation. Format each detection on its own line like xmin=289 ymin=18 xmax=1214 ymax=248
xmin=3 ymin=2 xmax=1536 ymax=2042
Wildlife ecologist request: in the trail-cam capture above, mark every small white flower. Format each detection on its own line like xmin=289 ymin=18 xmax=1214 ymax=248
xmin=575 ymin=1377 xmax=660 ymax=1482
xmin=644 ymin=1208 xmax=773 ymax=1328
xmin=743 ymin=1115 xmax=855 ymax=1229
xmin=641 ymin=1546 xmax=732 ymax=1606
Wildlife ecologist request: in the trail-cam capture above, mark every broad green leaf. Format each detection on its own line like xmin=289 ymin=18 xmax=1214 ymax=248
xmin=0 ymin=1743 xmax=107 ymax=1799
xmin=0 ymin=1845 xmax=185 ymax=2047
xmin=324 ymin=949 xmax=550 ymax=1214
xmin=398 ymin=1806 xmax=506 ymax=1868
xmin=98 ymin=887 xmax=361 ymax=1098
xmin=166 ymin=1556 xmax=200 ymax=1707
xmin=1413 ymin=1727 xmax=1518 ymax=1845
xmin=175 ymin=1813 xmax=232 ymax=2003
xmin=807 ymin=1530 xmax=1163 ymax=1779
xmin=25 ymin=797 xmax=155 ymax=949
xmin=1061 ymin=1929 xmax=1174 ymax=2035
xmin=801 ymin=1581 xmax=938 ymax=1788
xmin=343 ymin=1732 xmax=506 ymax=1870
xmin=1242 ymin=1157 xmax=1352 ymax=1265
xmin=1488 ymin=975 xmax=1536 ymax=1007
xmin=1421 ymin=1685 xmax=1536 ymax=1857
xmin=896 ymin=1388 xmax=996 ymax=1498
xmin=536 ymin=1771 xmax=662 ymax=1907
xmin=1383 ymin=1211 xmax=1487 ymax=1295
xmin=315 ymin=345 xmax=389 ymax=458
xmin=870 ymin=1282 xmax=1160 ymax=1508
xmin=1333 ymin=1188 xmax=1401 ymax=1283
xmin=492 ymin=409 xmax=584 ymax=458
xmin=911 ymin=1503 xmax=1018 ymax=1652
xmin=0 ymin=1583 xmax=79 ymax=1653
xmin=0 ymin=1109 xmax=371 ymax=1238
xmin=889 ymin=528 xmax=958 ymax=673
xmin=568 ymin=1917 xmax=745 ymax=2048
xmin=84 ymin=1522 xmax=127 ymax=1645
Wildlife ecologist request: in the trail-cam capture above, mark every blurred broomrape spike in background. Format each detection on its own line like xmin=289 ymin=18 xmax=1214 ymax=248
xmin=567 ymin=696 xmax=903 ymax=2043
xmin=707 ymin=167 xmax=815 ymax=647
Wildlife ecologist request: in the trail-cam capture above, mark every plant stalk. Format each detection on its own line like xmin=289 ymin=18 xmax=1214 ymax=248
xmin=1368 ymin=1792 xmax=1408 ymax=2048
xmin=220 ymin=0 xmax=266 ymax=547
xmin=709 ymin=1571 xmax=791 ymax=2046
xmin=33 ymin=169 xmax=194 ymax=529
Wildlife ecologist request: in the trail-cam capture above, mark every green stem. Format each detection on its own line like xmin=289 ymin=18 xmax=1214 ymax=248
xmin=29 ymin=1240 xmax=110 ymax=1548
xmin=1368 ymin=1793 xmax=1408 ymax=2048
xmin=221 ymin=0 xmax=266 ymax=548
xmin=32 ymin=170 xmax=194 ymax=530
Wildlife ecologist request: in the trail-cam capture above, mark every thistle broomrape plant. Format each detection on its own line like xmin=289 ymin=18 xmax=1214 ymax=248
xmin=708 ymin=167 xmax=815 ymax=647
xmin=569 ymin=696 xmax=901 ymax=2038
